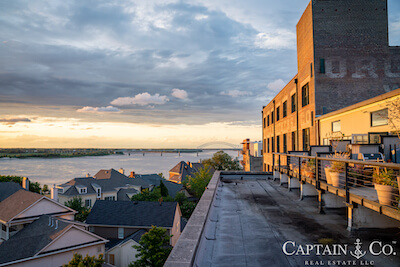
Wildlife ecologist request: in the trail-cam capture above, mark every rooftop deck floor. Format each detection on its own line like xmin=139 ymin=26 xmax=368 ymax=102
xmin=193 ymin=177 xmax=400 ymax=267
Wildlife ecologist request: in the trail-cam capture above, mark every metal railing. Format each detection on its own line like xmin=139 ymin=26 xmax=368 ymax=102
xmin=273 ymin=152 xmax=400 ymax=213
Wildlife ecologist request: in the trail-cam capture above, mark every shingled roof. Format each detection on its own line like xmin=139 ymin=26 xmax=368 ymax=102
xmin=168 ymin=161 xmax=214 ymax=184
xmin=86 ymin=200 xmax=178 ymax=228
xmin=0 ymin=215 xmax=106 ymax=265
xmin=0 ymin=182 xmax=23 ymax=202
xmin=60 ymin=169 xmax=150 ymax=196
xmin=0 ymin=189 xmax=43 ymax=223
xmin=136 ymin=174 xmax=183 ymax=197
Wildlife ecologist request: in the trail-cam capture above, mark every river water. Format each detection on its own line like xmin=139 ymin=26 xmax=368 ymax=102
xmin=0 ymin=150 xmax=241 ymax=185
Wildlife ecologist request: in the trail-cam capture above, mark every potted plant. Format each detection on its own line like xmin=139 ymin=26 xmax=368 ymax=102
xmin=324 ymin=165 xmax=332 ymax=185
xmin=328 ymin=152 xmax=349 ymax=188
xmin=373 ymin=168 xmax=398 ymax=206
xmin=305 ymin=159 xmax=315 ymax=179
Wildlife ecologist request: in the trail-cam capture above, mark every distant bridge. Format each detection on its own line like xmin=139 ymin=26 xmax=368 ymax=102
xmin=197 ymin=142 xmax=241 ymax=149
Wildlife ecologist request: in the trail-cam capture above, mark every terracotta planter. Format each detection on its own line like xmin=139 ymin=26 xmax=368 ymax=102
xmin=325 ymin=168 xmax=332 ymax=185
xmin=375 ymin=184 xmax=396 ymax=206
xmin=330 ymin=172 xmax=342 ymax=187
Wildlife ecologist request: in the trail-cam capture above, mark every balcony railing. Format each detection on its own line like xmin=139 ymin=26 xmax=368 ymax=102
xmin=272 ymin=152 xmax=400 ymax=221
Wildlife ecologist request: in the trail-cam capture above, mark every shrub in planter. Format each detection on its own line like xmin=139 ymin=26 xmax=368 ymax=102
xmin=373 ymin=168 xmax=398 ymax=206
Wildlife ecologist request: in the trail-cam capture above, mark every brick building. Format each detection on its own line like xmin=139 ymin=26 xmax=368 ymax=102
xmin=262 ymin=0 xmax=400 ymax=171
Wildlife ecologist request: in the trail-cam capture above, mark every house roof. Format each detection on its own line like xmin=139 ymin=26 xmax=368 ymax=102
xmin=106 ymin=229 xmax=147 ymax=251
xmin=0 ymin=182 xmax=23 ymax=202
xmin=117 ymin=188 xmax=140 ymax=201
xmin=0 ymin=215 xmax=106 ymax=266
xmin=136 ymin=174 xmax=183 ymax=197
xmin=168 ymin=161 xmax=213 ymax=184
xmin=0 ymin=189 xmax=43 ymax=222
xmin=86 ymin=200 xmax=178 ymax=228
xmin=60 ymin=169 xmax=150 ymax=197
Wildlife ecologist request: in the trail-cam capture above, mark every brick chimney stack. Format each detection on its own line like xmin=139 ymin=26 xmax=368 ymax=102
xmin=129 ymin=171 xmax=135 ymax=178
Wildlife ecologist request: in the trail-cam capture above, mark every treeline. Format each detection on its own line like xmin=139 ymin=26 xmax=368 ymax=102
xmin=0 ymin=149 xmax=114 ymax=159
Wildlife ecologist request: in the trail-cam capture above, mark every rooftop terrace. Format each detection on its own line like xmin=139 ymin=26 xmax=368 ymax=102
xmin=165 ymin=170 xmax=400 ymax=267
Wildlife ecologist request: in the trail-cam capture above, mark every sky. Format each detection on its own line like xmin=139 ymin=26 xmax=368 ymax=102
xmin=0 ymin=0 xmax=399 ymax=148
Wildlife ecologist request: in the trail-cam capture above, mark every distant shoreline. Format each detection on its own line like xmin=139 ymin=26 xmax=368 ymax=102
xmin=0 ymin=148 xmax=239 ymax=159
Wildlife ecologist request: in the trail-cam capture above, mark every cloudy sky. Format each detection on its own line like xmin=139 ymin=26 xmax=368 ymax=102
xmin=1 ymin=0 xmax=399 ymax=148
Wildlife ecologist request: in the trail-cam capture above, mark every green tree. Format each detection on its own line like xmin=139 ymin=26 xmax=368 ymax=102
xmin=63 ymin=253 xmax=104 ymax=267
xmin=129 ymin=226 xmax=172 ymax=267
xmin=158 ymin=180 xmax=169 ymax=197
xmin=42 ymin=184 xmax=49 ymax=192
xmin=202 ymin=151 xmax=241 ymax=171
xmin=180 ymin=201 xmax=196 ymax=219
xmin=64 ymin=197 xmax=90 ymax=222
xmin=29 ymin=181 xmax=41 ymax=194
xmin=183 ymin=166 xmax=212 ymax=198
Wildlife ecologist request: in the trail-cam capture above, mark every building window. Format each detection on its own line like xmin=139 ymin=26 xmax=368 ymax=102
xmin=118 ymin=228 xmax=124 ymax=239
xmin=283 ymin=134 xmax=287 ymax=153
xmin=332 ymin=121 xmax=341 ymax=132
xmin=276 ymin=135 xmax=280 ymax=153
xmin=368 ymin=132 xmax=388 ymax=144
xmin=263 ymin=117 xmax=266 ymax=128
xmin=267 ymin=138 xmax=270 ymax=153
xmin=371 ymin=108 xmax=388 ymax=127
xmin=310 ymin=63 xmax=313 ymax=77
xmin=105 ymin=196 xmax=116 ymax=201
xmin=292 ymin=131 xmax=296 ymax=151
xmin=89 ymin=226 xmax=94 ymax=232
xmin=283 ymin=101 xmax=287 ymax=118
xmin=303 ymin=128 xmax=310 ymax=151
xmin=352 ymin=134 xmax=368 ymax=144
xmin=272 ymin=111 xmax=274 ymax=123
xmin=320 ymin=58 xmax=325 ymax=73
xmin=79 ymin=188 xmax=87 ymax=194
xmin=272 ymin=137 xmax=275 ymax=152
xmin=276 ymin=107 xmax=280 ymax=121
xmin=267 ymin=115 xmax=270 ymax=126
xmin=311 ymin=111 xmax=314 ymax=126
xmin=291 ymin=94 xmax=297 ymax=113
xmin=85 ymin=199 xmax=92 ymax=208
xmin=302 ymin=83 xmax=309 ymax=107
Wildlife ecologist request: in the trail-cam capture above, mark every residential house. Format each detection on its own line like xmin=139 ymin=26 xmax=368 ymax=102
xmin=262 ymin=0 xmax=400 ymax=171
xmin=57 ymin=168 xmax=149 ymax=208
xmin=0 ymin=182 xmax=76 ymax=243
xmin=0 ymin=215 xmax=107 ymax=267
xmin=169 ymin=161 xmax=212 ymax=184
xmin=85 ymin=200 xmax=182 ymax=265
xmin=105 ymin=229 xmax=146 ymax=267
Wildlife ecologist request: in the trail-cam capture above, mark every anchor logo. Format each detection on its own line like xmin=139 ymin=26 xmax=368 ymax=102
xmin=350 ymin=239 xmax=366 ymax=259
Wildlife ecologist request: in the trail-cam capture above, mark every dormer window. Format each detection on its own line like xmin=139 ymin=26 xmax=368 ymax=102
xmin=76 ymin=185 xmax=87 ymax=194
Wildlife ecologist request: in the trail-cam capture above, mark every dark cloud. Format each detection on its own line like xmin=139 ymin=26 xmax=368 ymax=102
xmin=0 ymin=0 xmax=398 ymax=127
xmin=0 ymin=117 xmax=31 ymax=125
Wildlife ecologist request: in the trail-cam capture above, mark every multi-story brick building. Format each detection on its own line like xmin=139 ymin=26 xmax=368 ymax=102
xmin=262 ymin=0 xmax=400 ymax=171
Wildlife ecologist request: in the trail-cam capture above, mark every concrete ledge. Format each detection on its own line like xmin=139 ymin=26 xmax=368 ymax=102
xmin=164 ymin=171 xmax=221 ymax=267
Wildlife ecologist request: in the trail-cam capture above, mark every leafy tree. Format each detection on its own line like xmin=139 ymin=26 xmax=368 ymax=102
xmin=63 ymin=253 xmax=104 ymax=267
xmin=173 ymin=192 xmax=187 ymax=205
xmin=202 ymin=151 xmax=241 ymax=171
xmin=129 ymin=226 xmax=172 ymax=267
xmin=183 ymin=166 xmax=212 ymax=198
xmin=42 ymin=184 xmax=49 ymax=192
xmin=159 ymin=180 xmax=169 ymax=197
xmin=64 ymin=197 xmax=90 ymax=222
xmin=180 ymin=201 xmax=196 ymax=219
xmin=157 ymin=173 xmax=165 ymax=179
xmin=29 ymin=181 xmax=41 ymax=194
xmin=0 ymin=175 xmax=42 ymax=193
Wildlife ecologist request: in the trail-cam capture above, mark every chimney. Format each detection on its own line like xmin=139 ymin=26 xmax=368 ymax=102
xmin=119 ymin=168 xmax=125 ymax=175
xmin=22 ymin=177 xmax=29 ymax=190
xmin=86 ymin=173 xmax=90 ymax=177
xmin=51 ymin=184 xmax=58 ymax=202
xmin=129 ymin=171 xmax=135 ymax=178
xmin=158 ymin=197 xmax=163 ymax=206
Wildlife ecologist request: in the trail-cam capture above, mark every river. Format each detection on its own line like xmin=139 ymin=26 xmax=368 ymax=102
xmin=0 ymin=150 xmax=241 ymax=185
